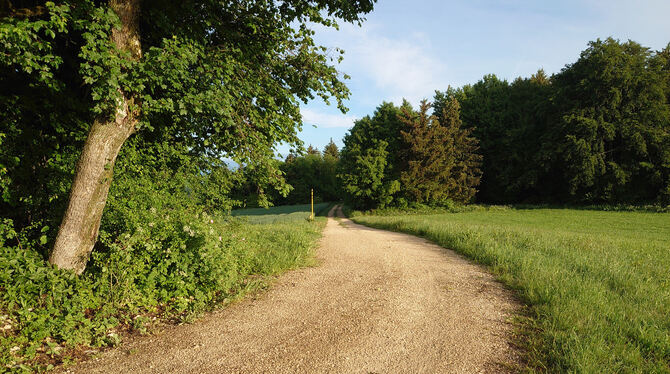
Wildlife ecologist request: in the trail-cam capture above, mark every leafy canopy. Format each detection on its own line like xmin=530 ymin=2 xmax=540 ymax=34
xmin=1 ymin=0 xmax=375 ymax=235
xmin=435 ymin=39 xmax=670 ymax=204
xmin=338 ymin=102 xmax=409 ymax=209
xmin=1 ymin=0 xmax=375 ymax=185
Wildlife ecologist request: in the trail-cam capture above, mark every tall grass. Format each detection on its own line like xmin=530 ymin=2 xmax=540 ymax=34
xmin=353 ymin=208 xmax=670 ymax=373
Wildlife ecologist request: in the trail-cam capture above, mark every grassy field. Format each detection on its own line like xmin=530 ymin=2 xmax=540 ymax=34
xmin=232 ymin=202 xmax=332 ymax=224
xmin=352 ymin=207 xmax=670 ymax=373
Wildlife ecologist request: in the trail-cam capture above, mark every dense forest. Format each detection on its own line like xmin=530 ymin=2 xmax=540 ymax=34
xmin=338 ymin=99 xmax=481 ymax=209
xmin=339 ymin=38 xmax=670 ymax=209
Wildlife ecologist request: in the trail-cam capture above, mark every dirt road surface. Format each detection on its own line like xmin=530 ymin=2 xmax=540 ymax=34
xmin=65 ymin=206 xmax=520 ymax=373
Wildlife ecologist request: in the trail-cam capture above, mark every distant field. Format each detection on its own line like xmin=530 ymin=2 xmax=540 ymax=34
xmin=352 ymin=208 xmax=670 ymax=373
xmin=232 ymin=203 xmax=332 ymax=224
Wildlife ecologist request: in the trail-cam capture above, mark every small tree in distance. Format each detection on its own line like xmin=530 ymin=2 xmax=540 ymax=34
xmin=306 ymin=145 xmax=321 ymax=156
xmin=400 ymin=99 xmax=482 ymax=204
xmin=323 ymin=138 xmax=340 ymax=159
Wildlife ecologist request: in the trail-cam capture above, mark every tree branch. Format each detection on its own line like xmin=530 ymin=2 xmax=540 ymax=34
xmin=0 ymin=0 xmax=47 ymax=19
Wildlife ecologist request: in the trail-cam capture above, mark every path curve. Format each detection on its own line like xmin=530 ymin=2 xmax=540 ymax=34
xmin=65 ymin=206 xmax=520 ymax=373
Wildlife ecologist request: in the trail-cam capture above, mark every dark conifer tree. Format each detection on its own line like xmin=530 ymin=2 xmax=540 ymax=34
xmin=323 ymin=138 xmax=340 ymax=159
xmin=400 ymin=100 xmax=481 ymax=204
xmin=306 ymin=145 xmax=321 ymax=156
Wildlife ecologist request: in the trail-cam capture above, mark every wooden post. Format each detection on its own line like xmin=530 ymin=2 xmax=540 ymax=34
xmin=310 ymin=188 xmax=314 ymax=220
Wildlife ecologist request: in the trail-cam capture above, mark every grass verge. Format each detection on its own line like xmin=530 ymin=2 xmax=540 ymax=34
xmin=352 ymin=207 xmax=670 ymax=373
xmin=1 ymin=208 xmax=326 ymax=373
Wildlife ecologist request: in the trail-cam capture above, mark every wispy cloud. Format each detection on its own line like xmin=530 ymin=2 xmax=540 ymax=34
xmin=300 ymin=108 xmax=357 ymax=129
xmin=321 ymin=23 xmax=449 ymax=106
xmin=354 ymin=34 xmax=446 ymax=104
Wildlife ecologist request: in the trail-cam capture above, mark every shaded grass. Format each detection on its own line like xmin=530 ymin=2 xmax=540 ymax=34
xmin=352 ymin=208 xmax=670 ymax=373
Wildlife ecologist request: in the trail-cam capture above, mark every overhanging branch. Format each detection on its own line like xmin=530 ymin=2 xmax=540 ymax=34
xmin=0 ymin=0 xmax=47 ymax=19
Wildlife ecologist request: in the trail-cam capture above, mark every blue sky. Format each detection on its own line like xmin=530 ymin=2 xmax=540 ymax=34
xmin=278 ymin=0 xmax=670 ymax=157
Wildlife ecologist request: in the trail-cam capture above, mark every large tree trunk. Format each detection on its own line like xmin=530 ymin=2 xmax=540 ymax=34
xmin=49 ymin=0 xmax=141 ymax=274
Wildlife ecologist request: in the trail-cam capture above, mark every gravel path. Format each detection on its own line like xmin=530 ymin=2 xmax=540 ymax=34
xmin=65 ymin=206 xmax=520 ymax=373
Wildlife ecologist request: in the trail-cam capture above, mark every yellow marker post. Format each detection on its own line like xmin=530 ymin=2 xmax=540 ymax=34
xmin=310 ymin=188 xmax=314 ymax=220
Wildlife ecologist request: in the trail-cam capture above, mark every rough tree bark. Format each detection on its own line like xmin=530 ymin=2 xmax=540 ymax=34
xmin=49 ymin=0 xmax=142 ymax=274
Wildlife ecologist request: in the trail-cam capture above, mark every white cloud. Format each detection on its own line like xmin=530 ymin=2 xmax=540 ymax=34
xmin=300 ymin=108 xmax=357 ymax=129
xmin=337 ymin=24 xmax=449 ymax=106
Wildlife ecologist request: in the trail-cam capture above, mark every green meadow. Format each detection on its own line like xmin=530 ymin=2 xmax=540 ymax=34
xmin=352 ymin=208 xmax=670 ymax=373
xmin=232 ymin=203 xmax=333 ymax=224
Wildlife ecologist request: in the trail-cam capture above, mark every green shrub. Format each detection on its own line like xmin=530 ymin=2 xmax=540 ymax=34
xmin=0 ymin=139 xmax=325 ymax=372
xmin=1 ymin=212 xmax=323 ymax=372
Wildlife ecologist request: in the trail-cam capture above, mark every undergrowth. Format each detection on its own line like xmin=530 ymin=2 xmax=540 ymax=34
xmin=0 ymin=214 xmax=324 ymax=373
xmin=0 ymin=139 xmax=326 ymax=373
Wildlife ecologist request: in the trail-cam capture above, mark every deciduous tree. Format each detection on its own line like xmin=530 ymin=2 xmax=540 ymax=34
xmin=551 ymin=38 xmax=670 ymax=203
xmin=338 ymin=102 xmax=408 ymax=209
xmin=1 ymin=0 xmax=374 ymax=273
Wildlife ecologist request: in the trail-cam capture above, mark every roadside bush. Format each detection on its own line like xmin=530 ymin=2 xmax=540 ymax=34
xmin=0 ymin=210 xmax=320 ymax=371
xmin=0 ymin=138 xmax=322 ymax=372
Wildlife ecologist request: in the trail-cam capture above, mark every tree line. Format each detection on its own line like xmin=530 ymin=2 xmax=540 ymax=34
xmin=338 ymin=99 xmax=481 ymax=209
xmin=339 ymin=38 xmax=670 ymax=209
xmin=232 ymin=140 xmax=341 ymax=207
